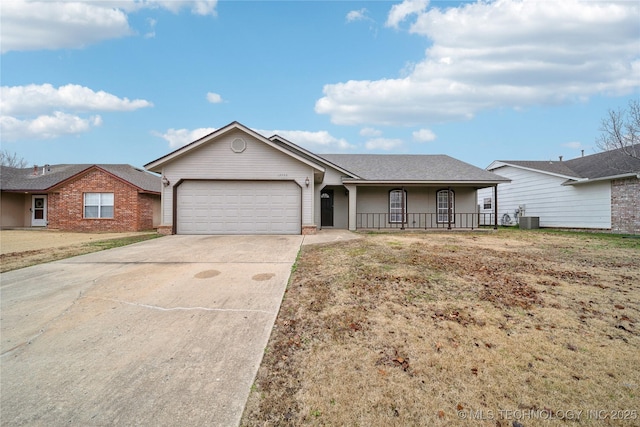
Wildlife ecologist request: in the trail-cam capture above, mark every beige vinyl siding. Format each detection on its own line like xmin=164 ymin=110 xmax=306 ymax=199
xmin=0 ymin=193 xmax=28 ymax=227
xmin=315 ymin=165 xmax=351 ymax=229
xmin=331 ymin=190 xmax=349 ymax=229
xmin=159 ymin=130 xmax=315 ymax=227
xmin=356 ymin=186 xmax=478 ymax=228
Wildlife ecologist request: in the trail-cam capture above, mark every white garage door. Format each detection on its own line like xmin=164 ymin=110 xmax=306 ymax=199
xmin=177 ymin=181 xmax=301 ymax=235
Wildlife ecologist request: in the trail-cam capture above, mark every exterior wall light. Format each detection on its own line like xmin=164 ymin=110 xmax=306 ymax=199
xmin=161 ymin=176 xmax=170 ymax=187
xmin=305 ymin=177 xmax=310 ymax=187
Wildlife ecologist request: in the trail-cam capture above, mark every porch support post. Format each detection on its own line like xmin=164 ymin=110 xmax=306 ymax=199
xmin=401 ymin=186 xmax=405 ymax=230
xmin=345 ymin=184 xmax=357 ymax=231
xmin=493 ymin=184 xmax=498 ymax=230
xmin=447 ymin=186 xmax=452 ymax=230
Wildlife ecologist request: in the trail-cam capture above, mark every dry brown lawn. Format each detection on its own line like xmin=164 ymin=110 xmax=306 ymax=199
xmin=0 ymin=230 xmax=160 ymax=272
xmin=242 ymin=230 xmax=640 ymax=427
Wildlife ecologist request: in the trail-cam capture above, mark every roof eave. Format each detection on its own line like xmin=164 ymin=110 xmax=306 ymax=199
xmin=341 ymin=179 xmax=510 ymax=185
xmin=489 ymin=161 xmax=581 ymax=180
xmin=269 ymin=135 xmax=360 ymax=179
xmin=564 ymin=172 xmax=640 ymax=185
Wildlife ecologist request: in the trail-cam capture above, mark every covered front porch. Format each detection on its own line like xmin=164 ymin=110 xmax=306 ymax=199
xmin=325 ymin=183 xmax=499 ymax=231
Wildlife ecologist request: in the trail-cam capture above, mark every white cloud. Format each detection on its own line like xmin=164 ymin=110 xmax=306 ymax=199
xmin=1 ymin=84 xmax=153 ymax=115
xmin=413 ymin=128 xmax=436 ymax=142
xmin=346 ymin=8 xmax=369 ymax=23
xmin=0 ymin=83 xmax=152 ymax=141
xmin=0 ymin=0 xmax=218 ymax=53
xmin=0 ymin=112 xmax=103 ymax=141
xmin=155 ymin=127 xmax=216 ymax=148
xmin=360 ymin=127 xmax=382 ymax=137
xmin=385 ymin=0 xmax=429 ymax=29
xmin=317 ymin=0 xmax=640 ymax=126
xmin=1 ymin=1 xmax=131 ymax=53
xmin=257 ymin=129 xmax=355 ymax=153
xmin=365 ymin=138 xmax=403 ymax=151
xmin=206 ymin=92 xmax=224 ymax=103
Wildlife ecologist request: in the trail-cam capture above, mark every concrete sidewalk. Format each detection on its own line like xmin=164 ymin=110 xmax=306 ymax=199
xmin=1 ymin=235 xmax=302 ymax=427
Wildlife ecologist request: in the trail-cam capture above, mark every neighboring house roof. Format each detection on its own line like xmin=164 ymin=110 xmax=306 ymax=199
xmin=490 ymin=160 xmax=580 ymax=179
xmin=320 ymin=154 xmax=510 ymax=184
xmin=489 ymin=145 xmax=640 ymax=184
xmin=0 ymin=164 xmax=161 ymax=193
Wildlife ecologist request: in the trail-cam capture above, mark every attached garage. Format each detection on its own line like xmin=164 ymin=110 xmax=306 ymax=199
xmin=176 ymin=180 xmax=301 ymax=235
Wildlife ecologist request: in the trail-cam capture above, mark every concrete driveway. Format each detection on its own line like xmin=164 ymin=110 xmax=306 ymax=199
xmin=1 ymin=235 xmax=303 ymax=426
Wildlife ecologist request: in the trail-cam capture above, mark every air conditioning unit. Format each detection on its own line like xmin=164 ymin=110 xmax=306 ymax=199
xmin=519 ymin=216 xmax=539 ymax=229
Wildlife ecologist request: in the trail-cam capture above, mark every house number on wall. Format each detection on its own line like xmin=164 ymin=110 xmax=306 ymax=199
xmin=278 ymin=173 xmax=288 ymax=177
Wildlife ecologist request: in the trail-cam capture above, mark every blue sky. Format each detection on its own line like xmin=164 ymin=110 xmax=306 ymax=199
xmin=1 ymin=0 xmax=639 ymax=170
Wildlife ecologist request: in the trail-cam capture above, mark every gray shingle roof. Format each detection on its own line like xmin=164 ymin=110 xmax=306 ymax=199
xmin=319 ymin=154 xmax=509 ymax=183
xmin=564 ymin=146 xmax=640 ymax=179
xmin=0 ymin=164 xmax=161 ymax=193
xmin=496 ymin=145 xmax=640 ymax=181
xmin=493 ymin=160 xmax=580 ymax=178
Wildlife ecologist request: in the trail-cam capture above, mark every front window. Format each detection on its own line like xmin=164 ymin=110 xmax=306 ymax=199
xmin=437 ymin=189 xmax=455 ymax=223
xmin=483 ymin=197 xmax=492 ymax=210
xmin=389 ymin=189 xmax=407 ymax=223
xmin=84 ymin=193 xmax=114 ymax=218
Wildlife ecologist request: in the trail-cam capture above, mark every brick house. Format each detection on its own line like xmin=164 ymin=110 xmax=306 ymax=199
xmin=478 ymin=145 xmax=640 ymax=234
xmin=0 ymin=164 xmax=161 ymax=232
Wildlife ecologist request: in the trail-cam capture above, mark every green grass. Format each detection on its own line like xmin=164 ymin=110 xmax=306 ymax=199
xmin=530 ymin=228 xmax=640 ymax=248
xmin=86 ymin=233 xmax=162 ymax=250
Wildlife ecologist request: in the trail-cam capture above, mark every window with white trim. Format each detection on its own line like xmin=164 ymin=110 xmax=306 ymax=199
xmin=483 ymin=197 xmax=492 ymax=210
xmin=84 ymin=193 xmax=114 ymax=218
xmin=437 ymin=189 xmax=455 ymax=223
xmin=389 ymin=189 xmax=407 ymax=223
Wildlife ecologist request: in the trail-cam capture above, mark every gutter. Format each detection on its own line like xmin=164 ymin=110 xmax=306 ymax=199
xmin=341 ymin=179 xmax=511 ymax=185
xmin=563 ymin=172 xmax=640 ymax=186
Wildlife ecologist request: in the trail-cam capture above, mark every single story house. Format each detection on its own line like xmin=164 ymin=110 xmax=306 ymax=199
xmin=0 ymin=164 xmax=161 ymax=232
xmin=144 ymin=121 xmax=509 ymax=235
xmin=477 ymin=146 xmax=640 ymax=234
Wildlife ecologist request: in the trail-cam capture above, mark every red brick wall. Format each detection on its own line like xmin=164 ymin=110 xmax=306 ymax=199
xmin=137 ymin=193 xmax=157 ymax=231
xmin=611 ymin=176 xmax=640 ymax=235
xmin=47 ymin=168 xmax=159 ymax=232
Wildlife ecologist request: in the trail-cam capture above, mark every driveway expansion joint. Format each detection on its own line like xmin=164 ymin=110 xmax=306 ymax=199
xmin=92 ymin=297 xmax=275 ymax=314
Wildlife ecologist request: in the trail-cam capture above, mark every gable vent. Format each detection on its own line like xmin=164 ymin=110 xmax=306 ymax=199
xmin=231 ymin=138 xmax=247 ymax=153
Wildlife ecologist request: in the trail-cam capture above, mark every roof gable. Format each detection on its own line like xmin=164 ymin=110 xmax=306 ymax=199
xmin=145 ymin=121 xmax=325 ymax=173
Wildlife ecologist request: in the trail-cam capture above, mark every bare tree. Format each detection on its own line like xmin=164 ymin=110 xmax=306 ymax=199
xmin=0 ymin=149 xmax=28 ymax=168
xmin=597 ymin=99 xmax=640 ymax=159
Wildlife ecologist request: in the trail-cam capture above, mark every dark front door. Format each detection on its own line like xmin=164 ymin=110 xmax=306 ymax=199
xmin=321 ymin=190 xmax=334 ymax=227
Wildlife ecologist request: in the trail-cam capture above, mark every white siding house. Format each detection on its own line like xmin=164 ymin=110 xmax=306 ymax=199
xmin=479 ymin=146 xmax=640 ymax=233
xmin=478 ymin=164 xmax=611 ymax=229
